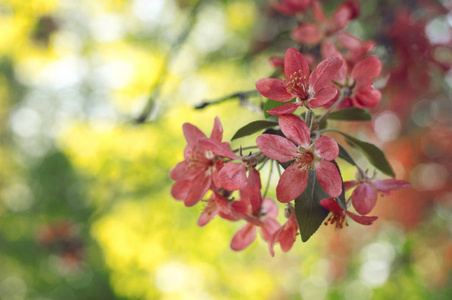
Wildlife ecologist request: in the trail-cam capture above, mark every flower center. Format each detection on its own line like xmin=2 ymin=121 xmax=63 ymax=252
xmin=324 ymin=211 xmax=348 ymax=229
xmin=294 ymin=151 xmax=314 ymax=171
xmin=285 ymin=69 xmax=309 ymax=99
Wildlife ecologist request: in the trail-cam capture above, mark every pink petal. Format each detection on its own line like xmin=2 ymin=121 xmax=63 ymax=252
xmin=331 ymin=0 xmax=360 ymax=31
xmin=352 ymin=182 xmax=378 ymax=215
xmin=183 ymin=123 xmax=206 ymax=146
xmin=261 ymin=218 xmax=281 ymax=241
xmin=210 ymin=116 xmax=223 ymax=141
xmin=308 ymin=86 xmax=338 ymax=108
xmin=309 ymin=57 xmax=343 ymax=92
xmin=230 ymin=223 xmax=257 ymax=251
xmin=169 ymin=161 xmax=200 ymax=181
xmin=276 ymin=164 xmax=309 ymax=203
xmin=316 ymin=160 xmax=342 ymax=197
xmin=256 ymin=78 xmax=293 ymax=102
xmin=345 ymin=211 xmax=378 ymax=225
xmin=198 ymin=198 xmax=218 ymax=227
xmin=344 ymin=180 xmax=358 ymax=191
xmin=351 ymin=56 xmax=382 ymax=82
xmin=267 ymin=102 xmax=303 ymax=116
xmin=217 ymin=162 xmax=247 ymax=191
xmin=291 ymin=23 xmax=323 ymax=45
xmin=354 ymin=86 xmax=381 ymax=108
xmin=314 ymin=136 xmax=339 ymax=161
xmin=184 ymin=173 xmax=211 ymax=206
xmin=319 ymin=197 xmax=343 ymax=214
xmin=372 ymin=179 xmax=411 ymax=191
xmin=312 ymin=0 xmax=327 ymax=23
xmin=246 ymin=168 xmax=263 ymax=213
xmin=278 ymin=214 xmax=298 ymax=252
xmin=171 ymin=180 xmax=190 ymax=201
xmin=262 ymin=197 xmax=278 ymax=219
xmin=284 ymin=48 xmax=310 ymax=85
xmin=256 ymin=134 xmax=298 ymax=162
xmin=198 ymin=139 xmax=238 ymax=160
xmin=279 ymin=114 xmax=311 ymax=149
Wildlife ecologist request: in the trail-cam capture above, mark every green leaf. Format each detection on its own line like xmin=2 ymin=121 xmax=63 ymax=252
xmin=294 ymin=171 xmax=330 ymax=242
xmin=332 ymin=161 xmax=347 ymax=210
xmin=263 ymin=99 xmax=295 ymax=118
xmin=329 ymin=130 xmax=395 ymax=177
xmin=327 ymin=107 xmax=372 ymax=121
xmin=231 ymin=120 xmax=278 ymax=140
xmin=337 ymin=143 xmax=356 ymax=166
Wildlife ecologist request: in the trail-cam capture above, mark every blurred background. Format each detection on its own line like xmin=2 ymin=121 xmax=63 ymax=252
xmin=0 ymin=0 xmax=451 ymax=299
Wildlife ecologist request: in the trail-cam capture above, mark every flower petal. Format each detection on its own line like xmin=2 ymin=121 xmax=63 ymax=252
xmin=345 ymin=211 xmax=378 ymax=225
xmin=352 ymin=182 xmax=378 ymax=215
xmin=291 ymin=23 xmax=323 ymax=45
xmin=171 ymin=180 xmax=190 ymax=201
xmin=276 ymin=164 xmax=309 ymax=203
xmin=257 ymin=134 xmax=297 ymax=162
xmin=261 ymin=218 xmax=281 ymax=242
xmin=256 ymin=78 xmax=293 ymax=102
xmin=308 ymin=86 xmax=338 ymax=108
xmin=316 ymin=160 xmax=342 ymax=197
xmin=230 ymin=223 xmax=257 ymax=251
xmin=344 ymin=180 xmax=358 ymax=191
xmin=314 ymin=136 xmax=339 ymax=161
xmin=355 ymin=86 xmax=381 ymax=107
xmin=184 ymin=172 xmax=211 ymax=206
xmin=284 ymin=48 xmax=310 ymax=84
xmin=198 ymin=139 xmax=238 ymax=160
xmin=217 ymin=162 xmax=247 ymax=191
xmin=351 ymin=55 xmax=382 ymax=82
xmin=169 ymin=161 xmax=200 ymax=181
xmin=210 ymin=116 xmax=223 ymax=141
xmin=279 ymin=114 xmax=311 ymax=148
xmin=267 ymin=102 xmax=302 ymax=116
xmin=278 ymin=214 xmax=298 ymax=252
xmin=372 ymin=179 xmax=411 ymax=191
xmin=246 ymin=168 xmax=263 ymax=213
xmin=319 ymin=197 xmax=343 ymax=214
xmin=262 ymin=197 xmax=278 ymax=219
xmin=331 ymin=0 xmax=360 ymax=31
xmin=309 ymin=57 xmax=343 ymax=92
xmin=183 ymin=123 xmax=206 ymax=146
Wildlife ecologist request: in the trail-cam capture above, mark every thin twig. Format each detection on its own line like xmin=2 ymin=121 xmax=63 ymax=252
xmin=195 ymin=90 xmax=258 ymax=109
xmin=317 ymin=87 xmax=349 ymax=125
xmin=263 ymin=160 xmax=274 ymax=199
xmin=135 ymin=0 xmax=205 ymax=124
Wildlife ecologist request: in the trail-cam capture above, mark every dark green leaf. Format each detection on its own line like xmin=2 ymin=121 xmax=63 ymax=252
xmin=295 ymin=171 xmax=330 ymax=242
xmin=263 ymin=99 xmax=295 ymax=118
xmin=327 ymin=108 xmax=372 ymax=121
xmin=330 ymin=130 xmax=395 ymax=177
xmin=337 ymin=143 xmax=356 ymax=166
xmin=231 ymin=120 xmax=278 ymax=140
xmin=332 ymin=161 xmax=347 ymax=210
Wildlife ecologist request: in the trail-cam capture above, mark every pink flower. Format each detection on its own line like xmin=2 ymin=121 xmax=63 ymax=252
xmin=291 ymin=0 xmax=360 ymax=45
xmin=256 ymin=114 xmax=342 ymax=202
xmin=230 ymin=198 xmax=281 ymax=252
xmin=321 ymin=40 xmax=382 ymax=109
xmin=217 ymin=161 xmax=263 ymax=213
xmin=272 ymin=0 xmax=313 ymax=16
xmin=198 ymin=191 xmax=248 ymax=226
xmin=269 ymin=209 xmax=299 ymax=256
xmin=170 ymin=117 xmax=237 ymax=206
xmin=320 ymin=198 xmax=378 ymax=229
xmin=345 ymin=178 xmax=411 ymax=215
xmin=256 ymin=48 xmax=342 ymax=115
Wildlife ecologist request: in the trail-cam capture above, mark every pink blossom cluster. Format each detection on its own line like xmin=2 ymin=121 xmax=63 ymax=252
xmin=170 ymin=0 xmax=412 ymax=255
